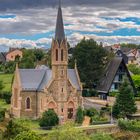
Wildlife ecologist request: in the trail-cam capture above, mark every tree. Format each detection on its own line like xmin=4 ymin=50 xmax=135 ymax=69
xmin=19 ymin=49 xmax=36 ymax=69
xmin=4 ymin=119 xmax=29 ymax=139
xmin=75 ymin=107 xmax=84 ymax=124
xmin=39 ymin=110 xmax=59 ymax=128
xmin=69 ymin=38 xmax=110 ymax=88
xmin=46 ymin=123 xmax=89 ymax=140
xmin=128 ymin=64 xmax=140 ymax=75
xmin=34 ymin=49 xmax=45 ymax=61
xmin=112 ymin=78 xmax=137 ymax=118
xmin=13 ymin=131 xmax=41 ymax=140
xmin=132 ymin=75 xmax=140 ymax=91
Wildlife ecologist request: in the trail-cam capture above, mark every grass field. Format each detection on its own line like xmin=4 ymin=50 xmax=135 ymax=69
xmin=0 ymin=74 xmax=13 ymax=92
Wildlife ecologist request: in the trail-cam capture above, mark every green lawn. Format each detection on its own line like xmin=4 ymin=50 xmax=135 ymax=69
xmin=0 ymin=74 xmax=13 ymax=92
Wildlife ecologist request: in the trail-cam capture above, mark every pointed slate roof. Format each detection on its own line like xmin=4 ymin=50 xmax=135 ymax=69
xmin=55 ymin=1 xmax=65 ymax=43
xmin=18 ymin=68 xmax=81 ymax=91
xmin=96 ymin=57 xmax=136 ymax=94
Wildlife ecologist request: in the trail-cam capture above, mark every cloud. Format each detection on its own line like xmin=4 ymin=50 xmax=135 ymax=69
xmin=0 ymin=1 xmax=140 ymax=51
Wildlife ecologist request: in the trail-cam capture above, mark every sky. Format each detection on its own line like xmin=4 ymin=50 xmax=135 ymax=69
xmin=0 ymin=0 xmax=140 ymax=51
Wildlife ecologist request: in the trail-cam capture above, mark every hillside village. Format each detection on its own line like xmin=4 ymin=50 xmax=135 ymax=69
xmin=0 ymin=2 xmax=140 ymax=140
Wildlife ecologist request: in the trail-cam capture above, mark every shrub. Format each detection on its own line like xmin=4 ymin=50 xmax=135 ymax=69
xmin=2 ymin=92 xmax=11 ymax=104
xmin=109 ymin=91 xmax=119 ymax=97
xmin=75 ymin=107 xmax=84 ymax=124
xmin=39 ymin=110 xmax=59 ymax=128
xmin=13 ymin=131 xmax=41 ymax=140
xmin=4 ymin=119 xmax=29 ymax=139
xmin=0 ymin=108 xmax=5 ymax=122
xmin=85 ymin=108 xmax=99 ymax=117
xmin=118 ymin=119 xmax=140 ymax=132
xmin=0 ymin=92 xmax=11 ymax=104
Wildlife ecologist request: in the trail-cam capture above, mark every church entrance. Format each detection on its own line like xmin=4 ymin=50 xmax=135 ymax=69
xmin=67 ymin=102 xmax=74 ymax=119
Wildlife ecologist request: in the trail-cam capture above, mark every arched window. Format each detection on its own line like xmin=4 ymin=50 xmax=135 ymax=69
xmin=68 ymin=101 xmax=74 ymax=119
xmin=56 ymin=49 xmax=58 ymax=61
xmin=61 ymin=49 xmax=63 ymax=61
xmin=26 ymin=97 xmax=31 ymax=109
xmin=14 ymin=88 xmax=18 ymax=108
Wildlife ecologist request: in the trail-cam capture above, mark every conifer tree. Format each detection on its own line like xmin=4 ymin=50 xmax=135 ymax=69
xmin=112 ymin=78 xmax=137 ymax=118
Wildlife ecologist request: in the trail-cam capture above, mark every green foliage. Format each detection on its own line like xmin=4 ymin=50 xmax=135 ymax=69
xmin=33 ymin=49 xmax=45 ymax=61
xmin=3 ymin=61 xmax=16 ymax=73
xmin=46 ymin=123 xmax=90 ymax=140
xmin=109 ymin=91 xmax=119 ymax=97
xmin=0 ymin=108 xmax=5 ymax=122
xmin=85 ymin=108 xmax=99 ymax=117
xmin=69 ymin=38 xmax=110 ymax=88
xmin=112 ymin=78 xmax=137 ymax=118
xmin=75 ymin=107 xmax=84 ymax=124
xmin=132 ymin=75 xmax=140 ymax=90
xmin=121 ymin=43 xmax=140 ymax=49
xmin=90 ymin=133 xmax=114 ymax=140
xmin=118 ymin=119 xmax=140 ymax=132
xmin=13 ymin=131 xmax=41 ymax=140
xmin=82 ymin=89 xmax=98 ymax=97
xmin=4 ymin=119 xmax=30 ymax=139
xmin=0 ymin=81 xmax=4 ymax=92
xmin=0 ymin=74 xmax=13 ymax=92
xmin=128 ymin=64 xmax=140 ymax=75
xmin=39 ymin=110 xmax=59 ymax=128
xmin=0 ymin=92 xmax=11 ymax=104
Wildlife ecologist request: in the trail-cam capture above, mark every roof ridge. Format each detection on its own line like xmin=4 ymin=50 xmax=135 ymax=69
xmin=36 ymin=70 xmax=47 ymax=91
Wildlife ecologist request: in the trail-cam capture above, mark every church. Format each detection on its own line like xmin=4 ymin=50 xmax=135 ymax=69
xmin=11 ymin=3 xmax=83 ymax=123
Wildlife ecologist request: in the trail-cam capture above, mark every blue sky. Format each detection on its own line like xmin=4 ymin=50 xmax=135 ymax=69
xmin=0 ymin=0 xmax=140 ymax=51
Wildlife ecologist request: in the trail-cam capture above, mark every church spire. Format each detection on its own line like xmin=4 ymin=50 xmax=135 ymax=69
xmin=55 ymin=0 xmax=65 ymax=44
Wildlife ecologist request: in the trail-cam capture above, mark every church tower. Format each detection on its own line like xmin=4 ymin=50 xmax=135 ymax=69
xmin=51 ymin=1 xmax=68 ymax=80
xmin=11 ymin=0 xmax=82 ymax=121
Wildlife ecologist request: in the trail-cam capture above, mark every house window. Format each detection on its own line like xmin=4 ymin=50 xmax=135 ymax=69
xmin=61 ymin=49 xmax=63 ymax=61
xmin=26 ymin=97 xmax=31 ymax=109
xmin=114 ymin=84 xmax=118 ymax=90
xmin=56 ymin=49 xmax=58 ymax=61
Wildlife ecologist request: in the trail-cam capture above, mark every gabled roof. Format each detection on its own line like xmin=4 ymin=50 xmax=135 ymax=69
xmin=19 ymin=69 xmax=52 ymax=91
xmin=0 ymin=52 xmax=6 ymax=63
xmin=18 ymin=68 xmax=81 ymax=91
xmin=96 ymin=56 xmax=136 ymax=94
xmin=55 ymin=3 xmax=65 ymax=43
xmin=96 ymin=57 xmax=123 ymax=93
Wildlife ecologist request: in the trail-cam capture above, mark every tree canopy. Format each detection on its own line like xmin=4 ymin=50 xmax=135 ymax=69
xmin=69 ymin=38 xmax=111 ymax=88
xmin=39 ymin=110 xmax=59 ymax=128
xmin=128 ymin=64 xmax=140 ymax=75
xmin=112 ymin=78 xmax=137 ymax=118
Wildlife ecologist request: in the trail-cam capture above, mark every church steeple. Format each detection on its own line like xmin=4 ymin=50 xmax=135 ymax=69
xmin=55 ymin=0 xmax=65 ymax=43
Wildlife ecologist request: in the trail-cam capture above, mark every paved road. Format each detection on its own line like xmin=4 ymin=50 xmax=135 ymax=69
xmin=83 ymin=98 xmax=105 ymax=110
